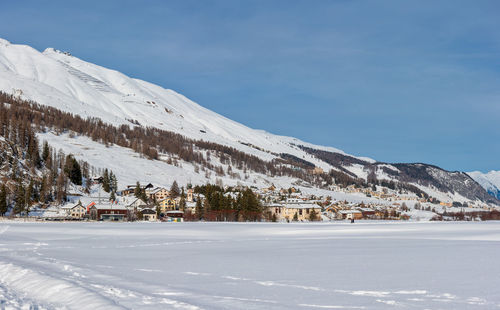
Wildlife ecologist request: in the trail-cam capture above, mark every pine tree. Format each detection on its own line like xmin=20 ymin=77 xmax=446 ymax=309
xmin=110 ymin=171 xmax=118 ymax=192
xmin=71 ymin=158 xmax=82 ymax=185
xmin=32 ymin=180 xmax=40 ymax=202
xmin=40 ymin=174 xmax=50 ymax=203
xmin=170 ymin=180 xmax=180 ymax=198
xmin=109 ymin=171 xmax=113 ymax=189
xmin=0 ymin=184 xmax=8 ymax=216
xmin=195 ymin=196 xmax=203 ymax=220
xmin=110 ymin=190 xmax=116 ymax=202
xmin=134 ymin=181 xmax=142 ymax=198
xmin=202 ymin=198 xmax=211 ymax=219
xmin=27 ymin=129 xmax=41 ymax=168
xmin=64 ymin=155 xmax=82 ymax=185
xmin=102 ymin=169 xmax=110 ymax=192
xmin=85 ymin=177 xmax=92 ymax=194
xmin=56 ymin=173 xmax=66 ymax=204
xmin=238 ymin=188 xmax=262 ymax=221
xmin=25 ymin=179 xmax=34 ymax=214
xmin=14 ymin=182 xmax=25 ymax=215
xmin=309 ymin=208 xmax=318 ymax=221
xmin=179 ymin=196 xmax=186 ymax=212
xmin=140 ymin=188 xmax=148 ymax=202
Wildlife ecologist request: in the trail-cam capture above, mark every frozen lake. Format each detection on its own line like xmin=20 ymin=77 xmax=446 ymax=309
xmin=1 ymin=221 xmax=499 ymax=309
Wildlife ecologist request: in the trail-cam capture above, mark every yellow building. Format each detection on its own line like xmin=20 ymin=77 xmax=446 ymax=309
xmin=268 ymin=203 xmax=322 ymax=221
xmin=312 ymin=167 xmax=324 ymax=175
xmin=158 ymin=198 xmax=177 ymax=213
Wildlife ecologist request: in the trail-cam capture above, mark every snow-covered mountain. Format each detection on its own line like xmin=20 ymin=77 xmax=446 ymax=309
xmin=0 ymin=37 xmax=355 ymax=170
xmin=468 ymin=171 xmax=500 ymax=199
xmin=0 ymin=38 xmax=498 ymax=206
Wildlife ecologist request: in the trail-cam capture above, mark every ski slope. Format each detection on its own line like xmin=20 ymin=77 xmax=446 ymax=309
xmin=0 ymin=221 xmax=499 ymax=309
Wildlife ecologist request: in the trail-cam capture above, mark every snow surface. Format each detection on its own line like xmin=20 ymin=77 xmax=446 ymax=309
xmin=1 ymin=221 xmax=499 ymax=309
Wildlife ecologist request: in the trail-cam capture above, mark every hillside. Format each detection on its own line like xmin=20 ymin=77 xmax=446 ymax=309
xmin=468 ymin=171 xmax=500 ymax=200
xmin=0 ymin=37 xmax=344 ymax=168
xmin=0 ymin=38 xmax=498 ymax=207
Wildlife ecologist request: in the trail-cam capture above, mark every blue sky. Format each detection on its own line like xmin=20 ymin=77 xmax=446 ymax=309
xmin=1 ymin=0 xmax=499 ymax=172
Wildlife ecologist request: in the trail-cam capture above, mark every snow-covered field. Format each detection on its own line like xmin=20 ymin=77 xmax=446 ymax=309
xmin=1 ymin=222 xmax=499 ymax=309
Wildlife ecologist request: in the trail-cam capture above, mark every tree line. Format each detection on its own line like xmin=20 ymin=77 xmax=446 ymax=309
xmin=0 ymin=92 xmax=328 ymax=187
xmin=187 ymin=184 xmax=263 ymax=221
xmin=0 ymin=101 xmax=99 ymax=215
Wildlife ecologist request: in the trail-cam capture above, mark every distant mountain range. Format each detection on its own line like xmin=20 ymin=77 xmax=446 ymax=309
xmin=0 ymin=38 xmax=498 ymax=206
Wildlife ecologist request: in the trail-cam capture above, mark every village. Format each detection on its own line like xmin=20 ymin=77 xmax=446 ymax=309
xmin=19 ymin=173 xmax=498 ymax=223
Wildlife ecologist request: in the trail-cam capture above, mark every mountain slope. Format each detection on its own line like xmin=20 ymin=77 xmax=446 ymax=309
xmin=0 ymin=38 xmax=351 ymax=170
xmin=0 ymin=38 xmax=497 ymax=206
xmin=468 ymin=171 xmax=500 ymax=200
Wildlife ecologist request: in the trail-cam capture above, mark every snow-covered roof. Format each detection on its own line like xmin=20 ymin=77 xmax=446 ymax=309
xmin=89 ymin=203 xmax=128 ymax=210
xmin=283 ymin=203 xmax=321 ymax=209
xmin=358 ymin=208 xmax=375 ymax=212
xmin=339 ymin=210 xmax=362 ymax=214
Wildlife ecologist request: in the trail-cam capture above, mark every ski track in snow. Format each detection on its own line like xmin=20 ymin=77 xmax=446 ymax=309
xmin=0 ymin=258 xmax=202 ymax=310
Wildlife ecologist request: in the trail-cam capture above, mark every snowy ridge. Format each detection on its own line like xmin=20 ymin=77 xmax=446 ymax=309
xmin=468 ymin=171 xmax=500 ymax=199
xmin=0 ymin=38 xmax=358 ymax=171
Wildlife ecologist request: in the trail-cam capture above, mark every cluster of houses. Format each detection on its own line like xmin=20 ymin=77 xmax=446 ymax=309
xmin=263 ymin=198 xmax=404 ymax=221
xmin=259 ymin=184 xmax=409 ymax=221
xmin=323 ymin=202 xmax=405 ymax=220
xmin=50 ymin=180 xmax=494 ymax=222
xmin=257 ymin=182 xmax=495 ymax=221
xmin=59 ymin=183 xmax=202 ymax=222
xmin=327 ymin=184 xmax=423 ymax=202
